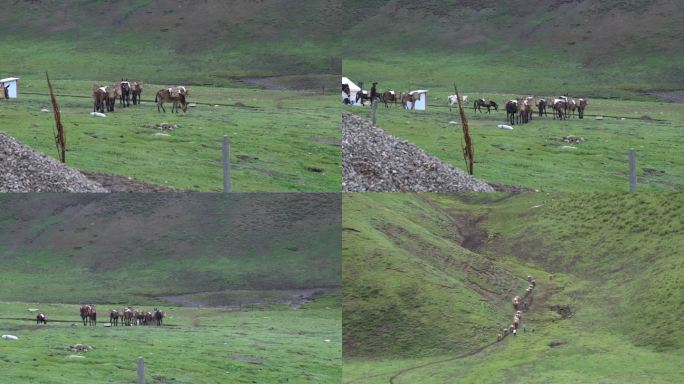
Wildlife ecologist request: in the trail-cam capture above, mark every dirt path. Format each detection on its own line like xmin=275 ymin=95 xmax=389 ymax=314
xmin=646 ymin=91 xmax=684 ymax=104
xmin=158 ymin=287 xmax=335 ymax=309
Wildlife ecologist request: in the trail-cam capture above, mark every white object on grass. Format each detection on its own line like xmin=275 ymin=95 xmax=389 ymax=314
xmin=90 ymin=112 xmax=106 ymax=118
xmin=497 ymin=124 xmax=513 ymax=130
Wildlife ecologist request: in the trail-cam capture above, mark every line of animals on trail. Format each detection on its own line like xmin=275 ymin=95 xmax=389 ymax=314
xmin=92 ymin=79 xmax=190 ymax=114
xmin=33 ymin=305 xmax=165 ymax=327
xmin=497 ymin=275 xmax=536 ymax=341
xmin=342 ymin=82 xmax=589 ymax=125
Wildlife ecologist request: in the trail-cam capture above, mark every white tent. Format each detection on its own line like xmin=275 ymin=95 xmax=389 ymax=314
xmin=406 ymin=90 xmax=428 ymax=110
xmin=342 ymin=76 xmax=363 ymax=106
xmin=0 ymin=77 xmax=20 ymax=99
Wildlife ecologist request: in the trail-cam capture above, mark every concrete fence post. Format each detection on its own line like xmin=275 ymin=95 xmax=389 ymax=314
xmin=222 ymin=135 xmax=231 ymax=193
xmin=371 ymin=99 xmax=378 ymax=126
xmin=629 ymin=148 xmax=637 ymax=192
xmin=137 ymin=357 xmax=145 ymax=384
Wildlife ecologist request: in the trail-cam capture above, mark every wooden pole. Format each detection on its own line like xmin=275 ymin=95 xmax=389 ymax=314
xmin=371 ymin=99 xmax=378 ymax=126
xmin=629 ymin=149 xmax=637 ymax=192
xmin=137 ymin=357 xmax=145 ymax=384
xmin=222 ymin=135 xmax=231 ymax=193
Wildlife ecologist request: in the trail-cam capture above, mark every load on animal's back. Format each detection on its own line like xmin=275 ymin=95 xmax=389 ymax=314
xmin=156 ymin=86 xmax=189 ymax=113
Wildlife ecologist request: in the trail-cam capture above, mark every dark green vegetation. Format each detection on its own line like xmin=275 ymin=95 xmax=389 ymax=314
xmin=343 ymin=0 xmax=684 ymax=192
xmin=0 ymin=193 xmax=341 ymax=383
xmin=0 ymin=0 xmax=341 ymax=191
xmin=0 ymin=298 xmax=341 ymax=384
xmin=344 ymin=0 xmax=684 ymax=98
xmin=0 ymin=0 xmax=340 ymax=85
xmin=349 ymin=98 xmax=684 ymax=192
xmin=0 ymin=80 xmax=340 ymax=191
xmin=0 ymin=193 xmax=340 ymax=304
xmin=343 ymin=193 xmax=684 ymax=383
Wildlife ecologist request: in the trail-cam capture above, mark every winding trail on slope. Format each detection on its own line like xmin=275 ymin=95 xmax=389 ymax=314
xmin=387 ymin=282 xmax=537 ymax=383
xmin=388 ymin=338 xmax=503 ymax=384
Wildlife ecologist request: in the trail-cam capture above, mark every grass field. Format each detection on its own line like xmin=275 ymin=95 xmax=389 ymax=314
xmin=0 ymin=78 xmax=340 ymax=191
xmin=342 ymin=193 xmax=684 ymax=383
xmin=0 ymin=0 xmax=341 ymax=192
xmin=0 ymin=296 xmax=341 ymax=384
xmin=345 ymin=94 xmax=684 ymax=191
xmin=0 ymin=193 xmax=342 ymax=383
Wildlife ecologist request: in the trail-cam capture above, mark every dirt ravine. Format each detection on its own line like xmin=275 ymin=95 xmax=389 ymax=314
xmin=456 ymin=214 xmax=488 ymax=252
xmin=646 ymin=91 xmax=684 ymax=104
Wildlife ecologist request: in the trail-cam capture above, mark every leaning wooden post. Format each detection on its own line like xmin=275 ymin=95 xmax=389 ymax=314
xmin=371 ymin=98 xmax=378 ymax=126
xmin=454 ymin=83 xmax=474 ymax=175
xmin=137 ymin=357 xmax=145 ymax=384
xmin=629 ymin=148 xmax=637 ymax=192
xmin=222 ymin=135 xmax=231 ymax=192
xmin=46 ymin=71 xmax=66 ymax=163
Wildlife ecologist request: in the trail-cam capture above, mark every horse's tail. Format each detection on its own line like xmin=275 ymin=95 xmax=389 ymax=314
xmin=155 ymin=91 xmax=159 ymax=103
xmin=473 ymin=100 xmax=477 ymax=109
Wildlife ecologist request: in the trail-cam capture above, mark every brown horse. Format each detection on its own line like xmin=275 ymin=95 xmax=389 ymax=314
xmin=355 ymin=90 xmax=370 ymax=106
xmin=105 ymin=85 xmax=119 ymax=112
xmin=80 ymin=305 xmax=96 ymax=326
xmin=132 ymin=81 xmax=144 ymax=105
xmin=577 ymin=98 xmax=588 ymax=119
xmin=381 ymin=90 xmax=398 ymax=108
xmin=155 ymin=87 xmax=188 ymax=113
xmin=473 ymin=99 xmax=498 ymax=114
xmin=402 ymin=92 xmax=418 ymax=110
xmin=36 ymin=313 xmax=47 ymax=325
xmin=552 ymin=98 xmax=567 ymax=120
xmin=123 ymin=308 xmax=134 ymax=326
xmin=110 ymin=309 xmax=120 ymax=326
xmin=92 ymin=86 xmax=108 ymax=113
xmin=537 ymin=99 xmax=548 ymax=117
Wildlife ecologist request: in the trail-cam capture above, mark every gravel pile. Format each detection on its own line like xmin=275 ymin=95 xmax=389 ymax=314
xmin=342 ymin=113 xmax=495 ymax=192
xmin=0 ymin=132 xmax=108 ymax=192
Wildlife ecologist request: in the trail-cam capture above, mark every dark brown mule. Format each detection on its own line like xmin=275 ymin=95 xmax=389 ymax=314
xmin=153 ymin=308 xmax=164 ymax=326
xmin=381 ymin=90 xmax=398 ymax=108
xmin=577 ymin=98 xmax=588 ymax=119
xmin=537 ymin=99 xmax=548 ymax=117
xmin=92 ymin=86 xmax=108 ymax=113
xmin=342 ymin=83 xmax=351 ymax=104
xmin=132 ymin=82 xmax=144 ymax=105
xmin=505 ymin=100 xmax=518 ymax=125
xmin=110 ymin=309 xmax=120 ymax=326
xmin=120 ymin=79 xmax=131 ymax=108
xmin=144 ymin=311 xmax=154 ymax=325
xmin=473 ymin=99 xmax=498 ymax=114
xmin=36 ymin=313 xmax=47 ymax=325
xmin=355 ymin=90 xmax=370 ymax=106
xmin=155 ymin=88 xmax=188 ymax=113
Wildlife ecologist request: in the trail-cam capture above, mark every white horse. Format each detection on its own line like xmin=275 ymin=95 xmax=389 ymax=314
xmin=447 ymin=95 xmax=468 ymax=111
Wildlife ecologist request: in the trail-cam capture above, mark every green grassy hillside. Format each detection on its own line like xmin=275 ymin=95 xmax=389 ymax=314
xmin=343 ymin=193 xmax=684 ymax=383
xmin=343 ymin=0 xmax=684 ymax=98
xmin=0 ymin=0 xmax=340 ymax=85
xmin=0 ymin=193 xmax=341 ymax=304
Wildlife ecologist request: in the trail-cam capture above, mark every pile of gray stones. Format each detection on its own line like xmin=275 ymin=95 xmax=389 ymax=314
xmin=0 ymin=132 xmax=107 ymax=192
xmin=342 ymin=112 xmax=495 ymax=192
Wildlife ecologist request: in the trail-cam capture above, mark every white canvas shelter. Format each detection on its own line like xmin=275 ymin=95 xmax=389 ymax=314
xmin=342 ymin=76 xmax=363 ymax=106
xmin=406 ymin=90 xmax=428 ymax=110
xmin=0 ymin=77 xmax=20 ymax=99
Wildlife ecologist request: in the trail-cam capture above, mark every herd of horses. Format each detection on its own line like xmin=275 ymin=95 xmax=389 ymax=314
xmin=34 ymin=305 xmax=165 ymax=327
xmin=500 ymin=95 xmax=588 ymax=125
xmin=78 ymin=305 xmax=164 ymax=326
xmin=92 ymin=79 xmax=190 ymax=114
xmin=342 ymin=83 xmax=589 ymax=124
xmin=497 ymin=276 xmax=536 ymax=341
